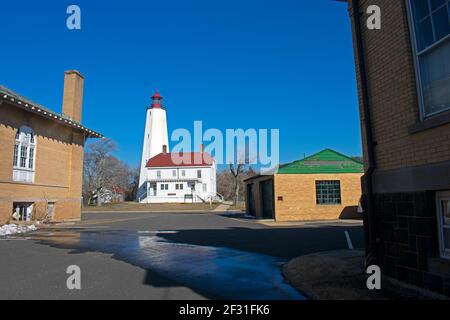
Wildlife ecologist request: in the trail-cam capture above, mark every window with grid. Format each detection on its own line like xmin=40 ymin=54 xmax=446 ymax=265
xmin=437 ymin=192 xmax=450 ymax=258
xmin=407 ymin=0 xmax=450 ymax=117
xmin=160 ymin=183 xmax=168 ymax=190
xmin=13 ymin=144 xmax=19 ymax=167
xmin=175 ymin=183 xmax=184 ymax=190
xmin=315 ymin=180 xmax=342 ymax=205
xmin=13 ymin=126 xmax=36 ymax=183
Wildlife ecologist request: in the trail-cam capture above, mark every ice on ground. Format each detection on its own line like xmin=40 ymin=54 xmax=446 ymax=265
xmin=0 ymin=224 xmax=37 ymax=236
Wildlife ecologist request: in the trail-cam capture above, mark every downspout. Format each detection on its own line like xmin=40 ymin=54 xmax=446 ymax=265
xmin=350 ymin=0 xmax=378 ymax=266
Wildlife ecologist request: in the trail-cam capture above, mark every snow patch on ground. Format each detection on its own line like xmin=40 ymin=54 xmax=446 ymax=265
xmin=0 ymin=224 xmax=37 ymax=236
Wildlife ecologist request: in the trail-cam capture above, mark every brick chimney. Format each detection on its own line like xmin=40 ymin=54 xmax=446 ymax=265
xmin=162 ymin=145 xmax=167 ymax=154
xmin=62 ymin=70 xmax=84 ymax=122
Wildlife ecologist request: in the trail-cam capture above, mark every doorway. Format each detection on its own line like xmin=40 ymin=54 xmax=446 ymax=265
xmin=260 ymin=180 xmax=274 ymax=219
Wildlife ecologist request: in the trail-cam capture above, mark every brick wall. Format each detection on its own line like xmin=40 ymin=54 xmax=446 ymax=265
xmin=350 ymin=0 xmax=450 ymax=172
xmin=0 ymin=102 xmax=85 ymax=224
xmin=348 ymin=0 xmax=450 ymax=295
xmin=273 ymin=173 xmax=362 ymax=221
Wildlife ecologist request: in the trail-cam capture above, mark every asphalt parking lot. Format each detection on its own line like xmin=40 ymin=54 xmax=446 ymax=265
xmin=0 ymin=212 xmax=363 ymax=299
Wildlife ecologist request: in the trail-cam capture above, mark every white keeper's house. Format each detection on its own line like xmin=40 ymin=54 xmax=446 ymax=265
xmin=137 ymin=92 xmax=218 ymax=203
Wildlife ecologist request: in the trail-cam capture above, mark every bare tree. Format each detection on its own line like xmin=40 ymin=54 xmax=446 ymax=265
xmin=217 ymin=165 xmax=256 ymax=203
xmin=126 ymin=166 xmax=140 ymax=201
xmin=83 ymin=138 xmax=142 ymax=206
xmin=83 ymin=138 xmax=117 ymax=205
xmin=229 ymin=163 xmax=245 ymax=205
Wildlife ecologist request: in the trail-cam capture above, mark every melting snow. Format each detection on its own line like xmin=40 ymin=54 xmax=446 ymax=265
xmin=0 ymin=224 xmax=37 ymax=236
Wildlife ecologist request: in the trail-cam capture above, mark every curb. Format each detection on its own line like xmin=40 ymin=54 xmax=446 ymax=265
xmin=82 ymin=209 xmax=218 ymax=214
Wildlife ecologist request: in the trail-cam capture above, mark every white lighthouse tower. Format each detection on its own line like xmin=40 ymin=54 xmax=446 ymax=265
xmin=138 ymin=92 xmax=169 ymax=200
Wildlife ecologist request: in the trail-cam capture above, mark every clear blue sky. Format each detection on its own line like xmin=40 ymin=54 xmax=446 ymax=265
xmin=1 ymin=0 xmax=361 ymax=168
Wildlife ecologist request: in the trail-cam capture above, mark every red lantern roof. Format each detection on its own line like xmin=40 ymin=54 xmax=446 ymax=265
xmin=151 ymin=91 xmax=162 ymax=100
xmin=151 ymin=91 xmax=163 ymax=108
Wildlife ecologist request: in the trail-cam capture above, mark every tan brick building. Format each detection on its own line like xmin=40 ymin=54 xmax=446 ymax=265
xmin=0 ymin=71 xmax=103 ymax=224
xmin=245 ymin=149 xmax=363 ymax=221
xmin=341 ymin=0 xmax=450 ymax=294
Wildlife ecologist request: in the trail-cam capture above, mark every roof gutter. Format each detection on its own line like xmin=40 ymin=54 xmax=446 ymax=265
xmin=350 ymin=0 xmax=378 ymax=266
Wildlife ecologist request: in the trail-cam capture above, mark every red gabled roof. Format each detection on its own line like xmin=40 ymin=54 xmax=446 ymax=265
xmin=146 ymin=152 xmax=214 ymax=168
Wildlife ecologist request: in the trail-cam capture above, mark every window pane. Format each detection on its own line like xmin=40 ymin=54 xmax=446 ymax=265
xmin=315 ymin=180 xmax=342 ymax=205
xmin=430 ymin=0 xmax=446 ymax=11
xmin=28 ymin=147 xmax=34 ymax=169
xmin=443 ymin=228 xmax=450 ymax=250
xmin=13 ymin=145 xmax=19 ymax=167
xmin=416 ymin=17 xmax=434 ymax=50
xmin=412 ymin=0 xmax=430 ymax=21
xmin=419 ymin=39 xmax=450 ymax=115
xmin=442 ymin=199 xmax=450 ymax=225
xmin=432 ymin=6 xmax=450 ymax=41
xmin=20 ymin=146 xmax=27 ymax=168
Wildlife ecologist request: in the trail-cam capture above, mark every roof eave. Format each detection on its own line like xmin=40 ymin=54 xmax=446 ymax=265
xmin=0 ymin=93 xmax=104 ymax=139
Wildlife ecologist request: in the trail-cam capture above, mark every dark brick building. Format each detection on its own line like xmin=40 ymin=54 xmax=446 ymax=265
xmin=341 ymin=0 xmax=450 ymax=294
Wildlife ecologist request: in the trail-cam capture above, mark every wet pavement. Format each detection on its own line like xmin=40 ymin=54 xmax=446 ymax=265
xmin=0 ymin=212 xmax=364 ymax=299
xmin=31 ymin=228 xmax=303 ymax=299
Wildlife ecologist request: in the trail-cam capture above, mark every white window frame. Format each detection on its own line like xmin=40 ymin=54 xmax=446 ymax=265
xmin=436 ymin=191 xmax=450 ymax=259
xmin=406 ymin=0 xmax=450 ymax=119
xmin=13 ymin=126 xmax=36 ymax=183
xmin=159 ymin=183 xmax=168 ymax=191
xmin=175 ymin=183 xmax=184 ymax=190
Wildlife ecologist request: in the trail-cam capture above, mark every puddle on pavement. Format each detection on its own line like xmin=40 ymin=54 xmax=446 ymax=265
xmin=30 ymin=229 xmax=304 ymax=300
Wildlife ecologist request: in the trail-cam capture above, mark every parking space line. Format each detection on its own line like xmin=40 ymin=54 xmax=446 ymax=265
xmin=344 ymin=230 xmax=354 ymax=250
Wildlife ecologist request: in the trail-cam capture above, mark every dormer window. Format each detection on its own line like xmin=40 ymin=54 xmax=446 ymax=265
xmin=12 ymin=126 xmax=36 ymax=183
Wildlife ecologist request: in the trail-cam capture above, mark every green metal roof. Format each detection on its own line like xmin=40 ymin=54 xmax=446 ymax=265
xmin=277 ymin=149 xmax=364 ymax=174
